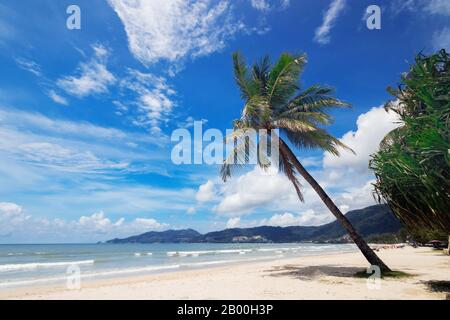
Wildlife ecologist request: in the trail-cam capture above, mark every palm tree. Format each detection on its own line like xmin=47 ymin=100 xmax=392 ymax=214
xmin=222 ymin=52 xmax=391 ymax=272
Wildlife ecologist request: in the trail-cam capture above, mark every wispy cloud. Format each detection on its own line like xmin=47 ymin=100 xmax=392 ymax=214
xmin=314 ymin=0 xmax=347 ymax=45
xmin=0 ymin=4 xmax=17 ymax=46
xmin=108 ymin=0 xmax=245 ymax=67
xmin=390 ymin=0 xmax=416 ymax=15
xmin=14 ymin=142 xmax=129 ymax=174
xmin=119 ymin=69 xmax=176 ymax=134
xmin=432 ymin=27 xmax=450 ymax=51
xmin=14 ymin=57 xmax=70 ymax=107
xmin=177 ymin=116 xmax=209 ymax=129
xmin=391 ymin=0 xmax=450 ymax=16
xmin=0 ymin=108 xmax=167 ymax=175
xmin=47 ymin=90 xmax=68 ymax=106
xmin=280 ymin=0 xmax=290 ymax=10
xmin=15 ymin=58 xmax=42 ymax=77
xmin=388 ymin=0 xmax=450 ymax=52
xmin=250 ymin=0 xmax=290 ymax=12
xmin=424 ymin=0 xmax=450 ymax=16
xmin=57 ymin=44 xmax=116 ymax=98
xmin=250 ymin=0 xmax=271 ymax=12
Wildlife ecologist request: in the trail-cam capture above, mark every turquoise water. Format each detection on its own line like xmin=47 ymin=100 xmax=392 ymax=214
xmin=0 ymin=243 xmax=357 ymax=289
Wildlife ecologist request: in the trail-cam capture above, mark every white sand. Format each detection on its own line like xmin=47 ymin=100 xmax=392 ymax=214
xmin=1 ymin=247 xmax=448 ymax=300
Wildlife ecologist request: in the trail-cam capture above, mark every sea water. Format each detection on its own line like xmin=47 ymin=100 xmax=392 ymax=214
xmin=0 ymin=243 xmax=357 ymax=289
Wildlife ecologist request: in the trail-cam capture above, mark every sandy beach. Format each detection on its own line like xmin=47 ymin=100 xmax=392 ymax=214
xmin=1 ymin=246 xmax=448 ymax=300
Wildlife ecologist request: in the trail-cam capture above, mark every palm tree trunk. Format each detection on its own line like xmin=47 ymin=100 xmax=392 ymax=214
xmin=280 ymin=139 xmax=391 ymax=272
xmin=447 ymin=235 xmax=450 ymax=255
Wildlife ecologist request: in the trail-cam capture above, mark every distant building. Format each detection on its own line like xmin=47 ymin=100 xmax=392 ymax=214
xmin=232 ymin=236 xmax=249 ymax=242
xmin=232 ymin=235 xmax=268 ymax=243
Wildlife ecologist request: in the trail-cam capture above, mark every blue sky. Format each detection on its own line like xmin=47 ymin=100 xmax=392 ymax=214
xmin=0 ymin=0 xmax=448 ymax=243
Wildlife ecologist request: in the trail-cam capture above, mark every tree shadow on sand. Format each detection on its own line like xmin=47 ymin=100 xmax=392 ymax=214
xmin=423 ymin=280 xmax=450 ymax=300
xmin=264 ymin=265 xmax=364 ymax=280
xmin=424 ymin=281 xmax=450 ymax=293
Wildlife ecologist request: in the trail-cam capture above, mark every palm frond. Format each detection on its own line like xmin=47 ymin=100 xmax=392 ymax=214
xmin=276 ymin=111 xmax=333 ymax=126
xmin=232 ymin=52 xmax=257 ymax=100
xmin=279 ymin=147 xmax=304 ymax=201
xmin=252 ymin=55 xmax=271 ymax=95
xmin=267 ymin=53 xmax=307 ymax=108
xmin=274 ymin=118 xmax=316 ymax=132
xmin=287 ymin=85 xmax=350 ymax=112
xmin=241 ymin=95 xmax=271 ymax=127
xmin=284 ymin=128 xmax=355 ymax=156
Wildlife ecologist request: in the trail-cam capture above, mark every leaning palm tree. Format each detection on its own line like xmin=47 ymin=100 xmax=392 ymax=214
xmin=222 ymin=52 xmax=391 ymax=272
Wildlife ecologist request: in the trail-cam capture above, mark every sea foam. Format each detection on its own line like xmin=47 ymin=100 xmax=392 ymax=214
xmin=0 ymin=260 xmax=94 ymax=272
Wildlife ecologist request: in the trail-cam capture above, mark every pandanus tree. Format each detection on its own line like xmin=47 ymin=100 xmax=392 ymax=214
xmin=370 ymin=50 xmax=450 ymax=248
xmin=222 ymin=52 xmax=391 ymax=272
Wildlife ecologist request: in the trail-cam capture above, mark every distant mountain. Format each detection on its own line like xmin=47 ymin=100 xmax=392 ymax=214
xmin=108 ymin=228 xmax=202 ymax=244
xmin=106 ymin=205 xmax=402 ymax=244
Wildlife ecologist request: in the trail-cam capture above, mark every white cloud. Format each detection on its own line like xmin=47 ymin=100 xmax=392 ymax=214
xmin=250 ymin=0 xmax=290 ymax=12
xmin=57 ymin=44 xmax=116 ymax=98
xmin=0 ymin=202 xmax=31 ymax=236
xmin=15 ymin=58 xmax=42 ymax=77
xmin=432 ymin=27 xmax=450 ymax=51
xmin=314 ymin=0 xmax=346 ymax=45
xmin=251 ymin=0 xmax=270 ymax=11
xmin=77 ymin=212 xmax=166 ymax=235
xmin=323 ymin=105 xmax=400 ymax=175
xmin=280 ymin=0 xmax=290 ymax=10
xmin=211 ymin=166 xmax=332 ymax=223
xmin=0 ymin=203 xmax=167 ymax=242
xmin=119 ymin=69 xmax=176 ymax=133
xmin=214 ymin=167 xmax=298 ymax=216
xmin=0 ymin=202 xmax=23 ymax=216
xmin=133 ymin=218 xmax=166 ymax=229
xmin=196 ymin=180 xmax=217 ymax=202
xmin=226 ymin=217 xmax=241 ymax=228
xmin=299 ymin=156 xmax=322 ymax=168
xmin=331 ymin=179 xmax=379 ymax=212
xmin=261 ymin=212 xmax=301 ymax=227
xmin=78 ymin=211 xmax=122 ymax=233
xmin=0 ymin=202 xmax=33 ymax=238
xmin=108 ymin=0 xmax=244 ymax=66
xmin=47 ymin=90 xmax=68 ymax=106
xmin=260 ymin=209 xmax=331 ymax=227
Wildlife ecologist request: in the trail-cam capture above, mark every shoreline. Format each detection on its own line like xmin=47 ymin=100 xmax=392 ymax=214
xmin=1 ymin=247 xmax=448 ymax=300
xmin=0 ymin=243 xmax=358 ymax=290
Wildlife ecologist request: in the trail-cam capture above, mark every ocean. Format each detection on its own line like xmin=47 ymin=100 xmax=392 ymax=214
xmin=0 ymin=243 xmax=357 ymax=289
